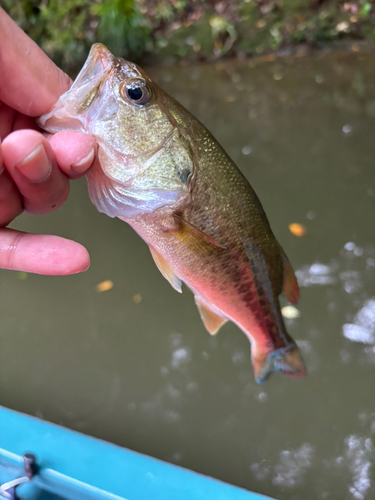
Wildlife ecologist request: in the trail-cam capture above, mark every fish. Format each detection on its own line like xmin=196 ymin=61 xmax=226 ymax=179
xmin=39 ymin=43 xmax=306 ymax=384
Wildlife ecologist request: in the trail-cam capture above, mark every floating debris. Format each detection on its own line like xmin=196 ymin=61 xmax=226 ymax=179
xmin=281 ymin=305 xmax=301 ymax=319
xmin=133 ymin=294 xmax=142 ymax=304
xmin=17 ymin=272 xmax=28 ymax=280
xmin=95 ymin=280 xmax=113 ymax=292
xmin=289 ymin=223 xmax=306 ymax=237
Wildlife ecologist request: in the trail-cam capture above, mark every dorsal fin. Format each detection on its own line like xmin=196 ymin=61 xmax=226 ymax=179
xmin=280 ymin=249 xmax=299 ymax=304
xmin=195 ymin=296 xmax=227 ymax=335
xmin=149 ymin=245 xmax=182 ymax=293
xmin=170 ymin=213 xmax=227 ymax=257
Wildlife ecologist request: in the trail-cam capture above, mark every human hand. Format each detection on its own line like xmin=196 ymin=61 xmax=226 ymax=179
xmin=0 ymin=8 xmax=94 ymax=275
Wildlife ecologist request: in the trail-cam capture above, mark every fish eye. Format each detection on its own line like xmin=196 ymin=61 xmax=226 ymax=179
xmin=120 ymin=79 xmax=151 ymax=106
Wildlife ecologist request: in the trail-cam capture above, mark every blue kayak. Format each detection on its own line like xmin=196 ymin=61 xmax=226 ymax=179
xmin=0 ymin=406 xmax=273 ymax=500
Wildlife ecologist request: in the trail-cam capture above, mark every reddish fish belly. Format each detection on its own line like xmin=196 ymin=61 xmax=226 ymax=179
xmin=122 ymin=211 xmax=303 ymax=384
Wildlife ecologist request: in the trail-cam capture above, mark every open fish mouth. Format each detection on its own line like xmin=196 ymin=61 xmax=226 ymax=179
xmin=38 ymin=44 xmax=114 ymax=133
xmin=71 ymin=43 xmax=113 ymax=91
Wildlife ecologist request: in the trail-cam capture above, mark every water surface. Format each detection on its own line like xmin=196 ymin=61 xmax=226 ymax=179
xmin=1 ymin=50 xmax=375 ymax=499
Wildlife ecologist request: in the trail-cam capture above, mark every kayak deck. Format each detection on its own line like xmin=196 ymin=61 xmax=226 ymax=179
xmin=0 ymin=406 xmax=273 ymax=500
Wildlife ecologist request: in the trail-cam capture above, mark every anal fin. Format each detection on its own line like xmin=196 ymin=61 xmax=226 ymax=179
xmin=280 ymin=249 xmax=299 ymax=304
xmin=195 ymin=296 xmax=227 ymax=335
xmin=149 ymin=245 xmax=182 ymax=293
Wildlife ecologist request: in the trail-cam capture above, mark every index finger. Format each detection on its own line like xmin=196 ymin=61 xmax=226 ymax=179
xmin=0 ymin=228 xmax=90 ymax=275
xmin=0 ymin=8 xmax=72 ymax=117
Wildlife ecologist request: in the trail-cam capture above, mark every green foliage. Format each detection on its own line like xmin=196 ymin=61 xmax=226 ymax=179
xmin=94 ymin=0 xmax=151 ymax=61
xmin=2 ymin=0 xmax=150 ymax=73
xmin=360 ymin=0 xmax=372 ymax=19
xmin=3 ymin=0 xmax=375 ymax=73
xmin=3 ymin=0 xmax=93 ymax=72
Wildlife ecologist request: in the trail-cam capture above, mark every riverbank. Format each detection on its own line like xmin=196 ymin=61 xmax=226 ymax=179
xmin=3 ymin=0 xmax=375 ymax=73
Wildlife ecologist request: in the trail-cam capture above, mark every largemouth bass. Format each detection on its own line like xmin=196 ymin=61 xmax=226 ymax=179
xmin=39 ymin=44 xmax=306 ymax=384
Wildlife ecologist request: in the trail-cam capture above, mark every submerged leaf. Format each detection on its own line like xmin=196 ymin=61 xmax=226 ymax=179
xmin=289 ymin=223 xmax=306 ymax=237
xmin=96 ymin=280 xmax=114 ymax=292
xmin=281 ymin=305 xmax=301 ymax=319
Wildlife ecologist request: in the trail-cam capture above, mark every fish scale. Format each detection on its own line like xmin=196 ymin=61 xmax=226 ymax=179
xmin=39 ymin=43 xmax=305 ymax=384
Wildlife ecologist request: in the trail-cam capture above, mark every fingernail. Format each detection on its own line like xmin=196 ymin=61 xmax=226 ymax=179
xmin=71 ymin=148 xmax=95 ymax=173
xmin=16 ymin=144 xmax=52 ymax=182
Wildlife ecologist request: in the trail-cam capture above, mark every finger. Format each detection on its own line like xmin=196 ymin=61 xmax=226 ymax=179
xmin=0 ymin=105 xmax=38 ymax=142
xmin=49 ymin=131 xmax=96 ymax=179
xmin=0 ymin=102 xmax=16 ymax=140
xmin=1 ymin=129 xmax=69 ymax=215
xmin=0 ymin=170 xmax=23 ymax=226
xmin=0 ymin=138 xmax=23 ymax=226
xmin=0 ymin=8 xmax=71 ymax=117
xmin=12 ymin=112 xmax=40 ymax=133
xmin=0 ymin=228 xmax=90 ymax=275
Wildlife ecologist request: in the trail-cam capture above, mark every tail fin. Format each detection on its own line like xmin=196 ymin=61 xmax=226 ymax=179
xmin=252 ymin=345 xmax=306 ymax=384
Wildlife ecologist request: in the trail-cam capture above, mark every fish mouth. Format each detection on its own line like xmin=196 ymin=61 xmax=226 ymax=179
xmin=71 ymin=43 xmax=113 ymax=91
xmin=38 ymin=44 xmax=114 ymax=132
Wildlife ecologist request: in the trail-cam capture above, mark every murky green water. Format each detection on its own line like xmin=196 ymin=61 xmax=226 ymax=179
xmin=1 ymin=50 xmax=375 ymax=499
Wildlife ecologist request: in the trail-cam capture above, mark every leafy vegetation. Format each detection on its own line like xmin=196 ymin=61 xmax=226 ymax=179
xmin=3 ymin=0 xmax=375 ymax=73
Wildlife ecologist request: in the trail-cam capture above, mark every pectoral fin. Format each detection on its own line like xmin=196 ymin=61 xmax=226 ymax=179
xmin=149 ymin=245 xmax=182 ymax=293
xmin=171 ymin=213 xmax=227 ymax=257
xmin=195 ymin=296 xmax=227 ymax=335
xmin=280 ymin=249 xmax=299 ymax=304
